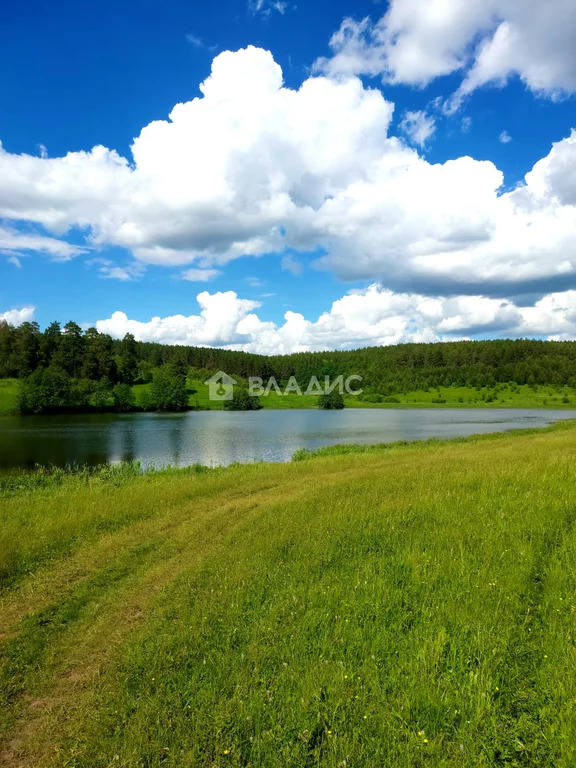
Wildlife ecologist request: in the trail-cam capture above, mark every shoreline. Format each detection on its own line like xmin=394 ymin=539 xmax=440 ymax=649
xmin=2 ymin=417 xmax=575 ymax=481
xmin=2 ymin=401 xmax=576 ymax=416
xmin=3 ymin=408 xmax=575 ymax=763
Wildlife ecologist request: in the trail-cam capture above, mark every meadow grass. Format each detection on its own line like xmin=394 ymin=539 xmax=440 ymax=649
xmin=183 ymin=379 xmax=576 ymax=410
xmin=2 ymin=378 xmax=574 ymax=413
xmin=1 ymin=421 xmax=576 ymax=766
xmin=0 ymin=379 xmax=19 ymax=414
xmin=354 ymin=383 xmax=576 ymax=409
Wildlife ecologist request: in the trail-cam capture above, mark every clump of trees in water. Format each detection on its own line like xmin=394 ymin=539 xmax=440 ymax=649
xmin=1 ymin=317 xmax=576 ymax=414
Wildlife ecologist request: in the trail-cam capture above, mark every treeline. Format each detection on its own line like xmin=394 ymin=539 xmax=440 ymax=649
xmin=0 ymin=319 xmax=263 ymax=385
xmin=0 ymin=321 xmax=138 ymax=382
xmin=0 ymin=321 xmax=189 ymax=414
xmin=1 ymin=319 xmax=576 ymax=413
xmin=16 ymin=365 xmax=189 ymax=415
xmin=324 ymin=339 xmax=576 ymax=396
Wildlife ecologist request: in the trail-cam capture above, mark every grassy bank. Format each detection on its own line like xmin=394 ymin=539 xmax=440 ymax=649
xmin=184 ymin=380 xmax=576 ymax=410
xmin=1 ymin=422 xmax=576 ymax=766
xmin=2 ymin=378 xmax=575 ymax=414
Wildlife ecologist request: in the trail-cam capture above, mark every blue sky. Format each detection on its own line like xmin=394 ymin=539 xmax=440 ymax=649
xmin=1 ymin=0 xmax=576 ymax=352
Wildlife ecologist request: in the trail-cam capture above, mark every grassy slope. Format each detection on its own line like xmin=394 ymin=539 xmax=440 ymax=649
xmin=3 ymin=379 xmax=575 ymax=413
xmin=0 ymin=379 xmax=19 ymax=414
xmin=1 ymin=422 xmax=576 ymax=766
xmin=353 ymin=383 xmax=576 ymax=409
xmin=184 ymin=380 xmax=576 ymax=410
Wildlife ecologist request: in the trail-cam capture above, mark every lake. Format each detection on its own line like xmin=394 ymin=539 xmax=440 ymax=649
xmin=0 ymin=408 xmax=575 ymax=470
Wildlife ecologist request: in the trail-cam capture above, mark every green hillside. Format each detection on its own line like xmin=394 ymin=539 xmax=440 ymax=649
xmin=3 ymin=316 xmax=576 ymax=413
xmin=182 ymin=379 xmax=576 ymax=410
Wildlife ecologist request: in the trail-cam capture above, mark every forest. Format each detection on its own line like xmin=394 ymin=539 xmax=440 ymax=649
xmin=1 ymin=318 xmax=576 ymax=414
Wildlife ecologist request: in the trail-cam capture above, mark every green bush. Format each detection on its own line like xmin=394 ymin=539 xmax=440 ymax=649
xmin=362 ymin=393 xmax=384 ymax=403
xmin=223 ymin=388 xmax=262 ymax=411
xmin=17 ymin=366 xmax=75 ymax=414
xmin=88 ymin=379 xmax=114 ymax=411
xmin=318 ymin=390 xmax=345 ymax=409
xmin=112 ymin=382 xmax=136 ymax=412
xmin=147 ymin=366 xmax=189 ymax=412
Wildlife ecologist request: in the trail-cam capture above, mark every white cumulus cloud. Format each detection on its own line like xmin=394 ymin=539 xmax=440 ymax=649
xmin=96 ymin=291 xmax=262 ymax=347
xmin=95 ymin=285 xmax=576 ymax=355
xmin=0 ymin=47 xmax=574 ymax=299
xmin=316 ymin=0 xmax=576 ymax=102
xmin=1 ymin=306 xmax=35 ymax=326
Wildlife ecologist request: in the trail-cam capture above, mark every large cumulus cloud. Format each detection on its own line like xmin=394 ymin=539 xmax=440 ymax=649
xmin=315 ymin=0 xmax=576 ymax=100
xmin=0 ymin=307 xmax=35 ymax=326
xmin=96 ymin=285 xmax=576 ymax=354
xmin=1 ymin=45 xmax=575 ymax=302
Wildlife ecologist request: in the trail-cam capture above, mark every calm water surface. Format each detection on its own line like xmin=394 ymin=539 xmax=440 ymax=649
xmin=0 ymin=409 xmax=575 ymax=470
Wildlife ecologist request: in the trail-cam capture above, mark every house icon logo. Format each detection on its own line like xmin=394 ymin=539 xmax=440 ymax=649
xmin=205 ymin=371 xmax=237 ymax=401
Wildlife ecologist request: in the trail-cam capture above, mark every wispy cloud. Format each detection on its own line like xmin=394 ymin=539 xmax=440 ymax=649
xmin=0 ymin=226 xmax=87 ymax=261
xmin=88 ymin=257 xmax=146 ymax=281
xmin=249 ymin=0 xmax=287 ymax=16
xmin=246 ymin=276 xmax=265 ymax=288
xmin=100 ymin=266 xmax=143 ymax=281
xmin=499 ymin=130 xmax=513 ymax=144
xmin=282 ymin=255 xmax=302 ymax=276
xmin=181 ymin=267 xmax=222 ymax=282
xmin=399 ymin=109 xmax=436 ymax=148
xmin=185 ymin=33 xmax=216 ymax=52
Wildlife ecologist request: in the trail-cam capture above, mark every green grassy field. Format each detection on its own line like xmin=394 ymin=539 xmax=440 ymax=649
xmin=1 ymin=422 xmax=576 ymax=766
xmin=354 ymin=383 xmax=576 ymax=409
xmin=2 ymin=378 xmax=575 ymax=413
xmin=183 ymin=380 xmax=576 ymax=410
xmin=0 ymin=379 xmax=19 ymax=414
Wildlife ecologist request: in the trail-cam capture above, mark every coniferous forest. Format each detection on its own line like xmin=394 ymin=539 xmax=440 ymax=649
xmin=1 ymin=318 xmax=576 ymax=414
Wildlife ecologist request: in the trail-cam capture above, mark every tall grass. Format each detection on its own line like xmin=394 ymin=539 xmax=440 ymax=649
xmin=1 ymin=422 xmax=576 ymax=766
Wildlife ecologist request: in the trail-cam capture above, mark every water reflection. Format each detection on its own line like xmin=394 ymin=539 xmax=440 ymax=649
xmin=0 ymin=409 xmax=575 ymax=471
